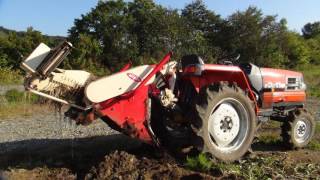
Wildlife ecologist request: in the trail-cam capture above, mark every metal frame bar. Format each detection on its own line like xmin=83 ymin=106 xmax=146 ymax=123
xmin=27 ymin=88 xmax=91 ymax=111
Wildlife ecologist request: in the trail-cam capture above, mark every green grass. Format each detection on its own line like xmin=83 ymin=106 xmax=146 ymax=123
xmin=0 ymin=90 xmax=40 ymax=118
xmin=296 ymin=64 xmax=320 ymax=97
xmin=257 ymin=134 xmax=281 ymax=145
xmin=307 ymin=140 xmax=320 ymax=151
xmin=5 ymin=89 xmax=26 ymax=102
xmin=0 ymin=68 xmax=23 ymax=85
xmin=186 ymin=153 xmax=213 ymax=172
xmin=185 ymin=153 xmax=279 ymax=179
xmin=185 ymin=152 xmax=320 ymax=179
xmin=307 ymin=122 xmax=320 ymax=150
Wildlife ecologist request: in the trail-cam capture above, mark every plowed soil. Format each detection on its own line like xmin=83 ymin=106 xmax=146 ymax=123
xmin=0 ymin=133 xmax=221 ymax=180
xmin=0 ymin=99 xmax=319 ymax=180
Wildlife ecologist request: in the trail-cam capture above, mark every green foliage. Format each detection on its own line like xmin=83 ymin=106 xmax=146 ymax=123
xmin=307 ymin=122 xmax=320 ymax=150
xmin=5 ymin=89 xmax=39 ymax=104
xmin=0 ymin=26 xmax=61 ymax=74
xmin=180 ymin=0 xmax=221 ymax=62
xmin=307 ymin=140 xmax=320 ymax=151
xmin=258 ymin=134 xmax=281 ymax=145
xmin=283 ymin=32 xmax=310 ymax=67
xmin=67 ymin=2 xmax=318 ymax=70
xmin=4 ymin=89 xmax=39 ymax=104
xmin=68 ymin=0 xmax=187 ymax=73
xmin=186 ymin=154 xmax=320 ymax=179
xmin=186 ymin=153 xmax=213 ymax=171
xmin=306 ymin=35 xmax=320 ymax=64
xmin=5 ymin=89 xmax=25 ymax=103
xmin=0 ymin=88 xmax=40 ymax=118
xmin=1 ymin=0 xmax=320 ymax=87
xmin=302 ymin=21 xmax=320 ymax=39
xmin=297 ymin=64 xmax=320 ymax=97
xmin=0 ymin=68 xmax=22 ymax=85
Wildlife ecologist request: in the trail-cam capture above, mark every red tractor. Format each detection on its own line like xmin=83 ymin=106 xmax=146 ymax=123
xmin=21 ymin=42 xmax=315 ymax=161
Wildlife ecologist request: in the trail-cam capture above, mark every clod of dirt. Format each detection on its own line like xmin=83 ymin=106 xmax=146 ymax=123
xmin=85 ymin=151 xmax=213 ymax=180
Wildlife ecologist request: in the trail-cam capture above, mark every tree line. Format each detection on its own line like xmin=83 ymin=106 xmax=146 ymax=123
xmin=1 ymin=0 xmax=320 ymax=75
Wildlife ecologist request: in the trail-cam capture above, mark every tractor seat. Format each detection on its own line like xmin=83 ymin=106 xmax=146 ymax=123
xmin=180 ymin=54 xmax=204 ymax=70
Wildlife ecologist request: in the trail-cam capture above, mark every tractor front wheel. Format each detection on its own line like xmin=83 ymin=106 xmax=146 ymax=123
xmin=193 ymin=82 xmax=256 ymax=162
xmin=281 ymin=109 xmax=315 ymax=149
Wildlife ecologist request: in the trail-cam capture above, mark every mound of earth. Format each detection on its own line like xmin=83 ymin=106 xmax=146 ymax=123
xmin=84 ymin=151 xmax=217 ymax=180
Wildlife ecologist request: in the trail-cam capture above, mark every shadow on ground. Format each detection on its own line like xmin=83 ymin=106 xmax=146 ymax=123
xmin=251 ymin=140 xmax=288 ymax=152
xmin=0 ymin=134 xmax=146 ymax=179
xmin=0 ymin=135 xmax=216 ymax=179
xmin=0 ymin=134 xmax=290 ymax=170
xmin=1 ymin=134 xmax=318 ymax=180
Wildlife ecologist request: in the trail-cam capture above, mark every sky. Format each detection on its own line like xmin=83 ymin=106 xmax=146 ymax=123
xmin=0 ymin=0 xmax=319 ymax=36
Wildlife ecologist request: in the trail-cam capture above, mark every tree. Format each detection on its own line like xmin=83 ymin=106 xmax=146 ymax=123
xmin=302 ymin=22 xmax=320 ymax=39
xmin=68 ymin=0 xmax=186 ymax=72
xmin=65 ymin=33 xmax=103 ymax=72
xmin=0 ymin=27 xmax=48 ymax=69
xmin=64 ymin=1 xmax=317 ymax=71
xmin=180 ymin=0 xmax=222 ymax=62
xmin=282 ymin=32 xmax=310 ymax=67
xmin=306 ymin=36 xmax=320 ymax=64
xmin=68 ymin=0 xmax=129 ymax=72
xmin=215 ymin=7 xmax=293 ymax=67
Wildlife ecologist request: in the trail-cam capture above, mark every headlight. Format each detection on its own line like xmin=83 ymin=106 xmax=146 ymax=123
xmin=300 ymin=77 xmax=306 ymax=90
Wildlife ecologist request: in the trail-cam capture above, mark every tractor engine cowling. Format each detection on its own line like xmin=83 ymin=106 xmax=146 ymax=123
xmin=260 ymin=68 xmax=306 ymax=108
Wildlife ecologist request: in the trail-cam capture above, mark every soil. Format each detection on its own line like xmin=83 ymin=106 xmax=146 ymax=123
xmin=0 ymin=133 xmax=216 ymax=180
xmin=0 ymin=97 xmax=319 ymax=179
xmin=84 ymin=151 xmax=215 ymax=180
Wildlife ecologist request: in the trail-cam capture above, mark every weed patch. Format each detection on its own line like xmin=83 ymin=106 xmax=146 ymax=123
xmin=0 ymin=68 xmax=22 ymax=85
xmin=185 ymin=153 xmax=320 ymax=179
xmin=186 ymin=153 xmax=213 ymax=172
xmin=297 ymin=65 xmax=320 ymax=97
xmin=0 ymin=90 xmax=40 ymax=119
xmin=307 ymin=122 xmax=320 ymax=150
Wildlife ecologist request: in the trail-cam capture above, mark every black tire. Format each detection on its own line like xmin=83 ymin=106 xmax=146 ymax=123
xmin=193 ymin=82 xmax=256 ymax=162
xmin=281 ymin=109 xmax=315 ymax=149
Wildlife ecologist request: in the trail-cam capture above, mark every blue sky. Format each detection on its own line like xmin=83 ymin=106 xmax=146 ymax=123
xmin=0 ymin=0 xmax=319 ymax=36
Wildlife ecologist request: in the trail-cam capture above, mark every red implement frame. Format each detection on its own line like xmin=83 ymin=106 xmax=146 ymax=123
xmin=96 ymin=52 xmax=172 ymax=143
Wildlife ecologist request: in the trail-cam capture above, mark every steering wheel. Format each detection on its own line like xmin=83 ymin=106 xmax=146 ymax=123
xmin=218 ymin=54 xmax=241 ymax=65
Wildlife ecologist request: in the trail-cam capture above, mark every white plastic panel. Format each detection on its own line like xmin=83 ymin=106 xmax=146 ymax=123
xmin=21 ymin=43 xmax=51 ymax=73
xmin=85 ymin=65 xmax=155 ymax=103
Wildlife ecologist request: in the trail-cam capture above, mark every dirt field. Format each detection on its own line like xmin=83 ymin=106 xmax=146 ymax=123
xmin=0 ymin=99 xmax=319 ymax=179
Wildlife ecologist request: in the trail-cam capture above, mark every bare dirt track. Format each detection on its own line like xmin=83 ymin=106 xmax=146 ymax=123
xmin=0 ymin=100 xmax=319 ymax=180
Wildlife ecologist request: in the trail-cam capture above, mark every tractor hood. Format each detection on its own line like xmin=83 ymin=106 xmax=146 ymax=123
xmin=260 ymin=68 xmax=305 ymax=90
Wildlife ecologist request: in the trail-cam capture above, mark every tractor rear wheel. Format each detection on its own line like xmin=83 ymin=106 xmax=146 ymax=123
xmin=193 ymin=82 xmax=256 ymax=161
xmin=281 ymin=109 xmax=315 ymax=149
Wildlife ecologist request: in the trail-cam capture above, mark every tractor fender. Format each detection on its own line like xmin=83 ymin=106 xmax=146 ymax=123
xmin=182 ymin=64 xmax=259 ymax=113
